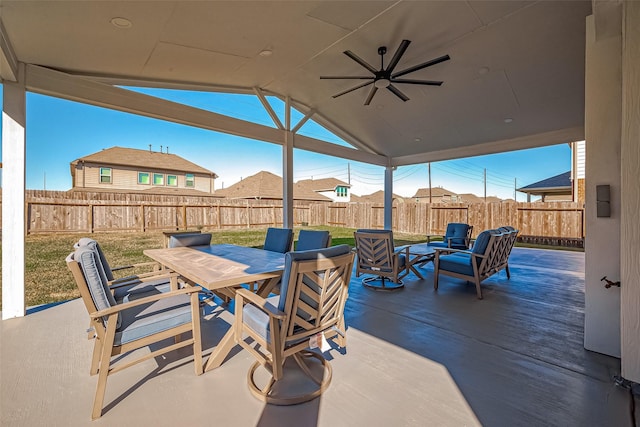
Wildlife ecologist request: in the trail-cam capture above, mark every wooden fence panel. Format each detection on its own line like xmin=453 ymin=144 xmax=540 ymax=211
xmin=16 ymin=190 xmax=584 ymax=240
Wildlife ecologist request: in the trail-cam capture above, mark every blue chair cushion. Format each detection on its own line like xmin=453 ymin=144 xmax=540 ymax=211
xmin=438 ymin=253 xmax=474 ymax=276
xmin=426 ymin=241 xmax=449 ymax=249
xmin=263 ymin=228 xmax=293 ymax=253
xmin=242 ymin=295 xmax=280 ymax=344
xmin=296 ymin=230 xmax=331 ymax=251
xmin=115 ymin=292 xmax=192 ymax=346
xmin=168 ymin=233 xmax=212 ymax=248
xmin=74 ymin=246 xmax=121 ymax=329
xmin=76 ymin=238 xmax=114 ymax=281
xmin=112 ymin=280 xmax=172 ymax=302
xmin=471 ymin=230 xmax=495 ymax=255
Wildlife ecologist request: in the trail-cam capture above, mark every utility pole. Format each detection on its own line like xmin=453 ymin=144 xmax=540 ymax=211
xmin=43 ymin=172 xmax=46 ymax=191
xmin=347 ymin=163 xmax=351 ymax=185
xmin=483 ymin=168 xmax=487 ymax=202
xmin=514 ymin=178 xmax=517 ymax=201
xmin=428 ymin=162 xmax=432 ymax=203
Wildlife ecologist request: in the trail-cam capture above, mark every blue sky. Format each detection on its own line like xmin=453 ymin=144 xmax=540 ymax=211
xmin=0 ymin=85 xmax=571 ymax=200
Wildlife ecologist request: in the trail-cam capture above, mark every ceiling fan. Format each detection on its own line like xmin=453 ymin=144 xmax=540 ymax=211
xmin=320 ymin=39 xmax=450 ymax=105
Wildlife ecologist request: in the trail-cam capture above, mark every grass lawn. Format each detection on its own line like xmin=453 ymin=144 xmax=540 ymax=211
xmin=0 ymin=226 xmax=428 ymax=309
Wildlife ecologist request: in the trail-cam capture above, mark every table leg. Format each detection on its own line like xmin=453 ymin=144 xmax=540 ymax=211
xmin=204 ymin=326 xmax=236 ymax=372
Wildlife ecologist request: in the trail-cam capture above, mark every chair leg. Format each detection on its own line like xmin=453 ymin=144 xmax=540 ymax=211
xmin=433 ymin=261 xmax=440 ymax=290
xmin=92 ymin=317 xmax=117 ymax=420
xmin=505 ymin=264 xmax=511 ymax=279
xmin=474 ymin=277 xmax=483 ymax=299
xmin=90 ymin=337 xmax=102 ymax=376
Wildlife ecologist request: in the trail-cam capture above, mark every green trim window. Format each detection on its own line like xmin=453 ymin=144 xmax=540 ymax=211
xmin=336 ymin=186 xmax=348 ymax=197
xmin=99 ymin=167 xmax=112 ymax=184
xmin=153 ymin=173 xmax=164 ymax=186
xmin=138 ymin=172 xmax=150 ymax=185
xmin=167 ymin=175 xmax=178 ymax=187
xmin=185 ymin=173 xmax=195 ymax=188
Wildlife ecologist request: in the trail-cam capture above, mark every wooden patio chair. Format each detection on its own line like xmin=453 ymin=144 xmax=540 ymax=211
xmin=67 ymin=245 xmax=203 ymax=419
xmin=353 ymin=229 xmax=409 ymax=290
xmin=234 ymin=245 xmax=354 ymax=405
xmin=433 ymin=228 xmax=516 ymax=299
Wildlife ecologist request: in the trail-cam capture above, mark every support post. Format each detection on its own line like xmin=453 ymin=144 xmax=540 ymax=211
xmin=383 ymin=165 xmax=393 ymax=230
xmin=2 ymin=63 xmax=27 ymax=319
xmin=283 ymin=131 xmax=294 ymax=229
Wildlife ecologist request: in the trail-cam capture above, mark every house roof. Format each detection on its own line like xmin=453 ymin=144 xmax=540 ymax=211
xmin=295 ymin=178 xmax=350 ymax=193
xmin=215 ymin=171 xmax=332 ymax=202
xmin=457 ymin=193 xmax=483 ymax=203
xmin=411 ymin=187 xmax=457 ymax=199
xmin=518 ymin=171 xmax=571 ymax=194
xmin=351 ymin=190 xmax=405 ymax=204
xmin=71 ymin=147 xmax=217 ymax=177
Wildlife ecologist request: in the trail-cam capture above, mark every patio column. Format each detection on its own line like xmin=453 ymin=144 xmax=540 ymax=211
xmin=2 ymin=62 xmax=26 ymax=319
xmin=383 ymin=165 xmax=393 ymax=230
xmin=282 ymin=130 xmax=294 ymax=229
xmin=620 ymin=0 xmax=640 ymax=383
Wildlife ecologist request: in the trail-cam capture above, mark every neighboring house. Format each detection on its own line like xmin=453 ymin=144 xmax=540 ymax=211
xmin=215 ymin=171 xmax=332 ymax=203
xmin=70 ymin=146 xmax=218 ymax=195
xmin=350 ymin=190 xmax=405 ymax=204
xmin=571 ymin=140 xmax=586 ymax=203
xmin=518 ymin=140 xmax=585 ymax=203
xmin=411 ymin=187 xmax=459 ymax=203
xmin=517 ymin=171 xmax=572 ymax=202
xmin=295 ymin=178 xmax=351 ymax=202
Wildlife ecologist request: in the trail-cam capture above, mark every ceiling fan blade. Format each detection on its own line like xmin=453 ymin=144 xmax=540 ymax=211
xmin=364 ymin=86 xmax=378 ymax=106
xmin=386 ymin=39 xmax=411 ymax=74
xmin=392 ymin=54 xmax=450 ymax=79
xmin=320 ymin=76 xmax=375 ymax=80
xmin=343 ymin=50 xmax=378 ymax=74
xmin=390 ymin=78 xmax=443 ymax=86
xmin=387 ymin=84 xmax=409 ymax=102
xmin=332 ymin=80 xmax=374 ymax=98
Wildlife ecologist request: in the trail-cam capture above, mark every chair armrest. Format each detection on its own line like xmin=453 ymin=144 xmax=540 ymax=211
xmin=235 ymin=288 xmax=286 ymax=320
xmin=434 ymin=247 xmax=472 ymax=255
xmin=111 ymin=261 xmax=160 ymax=272
xmin=90 ymin=286 xmax=201 ymax=318
xmin=108 ymin=271 xmax=179 ymax=289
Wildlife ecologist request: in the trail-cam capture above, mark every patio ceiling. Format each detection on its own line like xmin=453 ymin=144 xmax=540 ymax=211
xmin=0 ymin=1 xmax=590 ymax=166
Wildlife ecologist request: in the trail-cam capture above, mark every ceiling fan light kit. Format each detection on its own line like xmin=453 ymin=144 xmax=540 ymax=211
xmin=320 ymin=39 xmax=450 ymax=105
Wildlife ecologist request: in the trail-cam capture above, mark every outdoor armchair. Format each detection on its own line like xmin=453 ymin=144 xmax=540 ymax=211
xmin=427 ymin=222 xmax=473 ymax=250
xmin=67 ymin=245 xmax=203 ymax=420
xmin=353 ymin=229 xmax=409 ymax=290
xmin=234 ymin=245 xmax=354 ymax=405
xmin=433 ymin=227 xmax=518 ymax=299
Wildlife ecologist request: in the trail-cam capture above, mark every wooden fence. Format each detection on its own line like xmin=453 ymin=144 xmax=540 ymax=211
xmin=2 ymin=191 xmax=585 ymax=243
xmin=308 ymin=201 xmax=585 ymax=245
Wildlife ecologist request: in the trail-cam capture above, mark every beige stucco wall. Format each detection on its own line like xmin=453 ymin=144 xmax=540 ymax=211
xmin=620 ymin=0 xmax=640 ymax=383
xmin=584 ymin=14 xmax=622 ymax=357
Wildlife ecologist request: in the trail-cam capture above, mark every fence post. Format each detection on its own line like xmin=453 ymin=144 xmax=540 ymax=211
xmin=88 ymin=204 xmax=93 ymax=233
xmin=140 ymin=204 xmax=145 ymax=232
xmin=182 ymin=204 xmax=187 ymax=230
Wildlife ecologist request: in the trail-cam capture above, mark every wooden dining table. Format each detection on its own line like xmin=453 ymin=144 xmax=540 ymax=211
xmin=143 ymin=243 xmax=286 ymax=372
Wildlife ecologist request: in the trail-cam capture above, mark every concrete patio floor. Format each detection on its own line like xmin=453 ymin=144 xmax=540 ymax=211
xmin=1 ymin=247 xmax=635 ymax=426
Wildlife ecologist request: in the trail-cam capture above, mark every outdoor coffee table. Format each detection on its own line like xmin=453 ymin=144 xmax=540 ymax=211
xmin=405 ymin=243 xmax=436 ymax=280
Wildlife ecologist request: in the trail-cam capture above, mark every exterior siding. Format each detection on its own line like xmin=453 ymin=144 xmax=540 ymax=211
xmin=75 ymin=163 xmax=214 ymax=193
